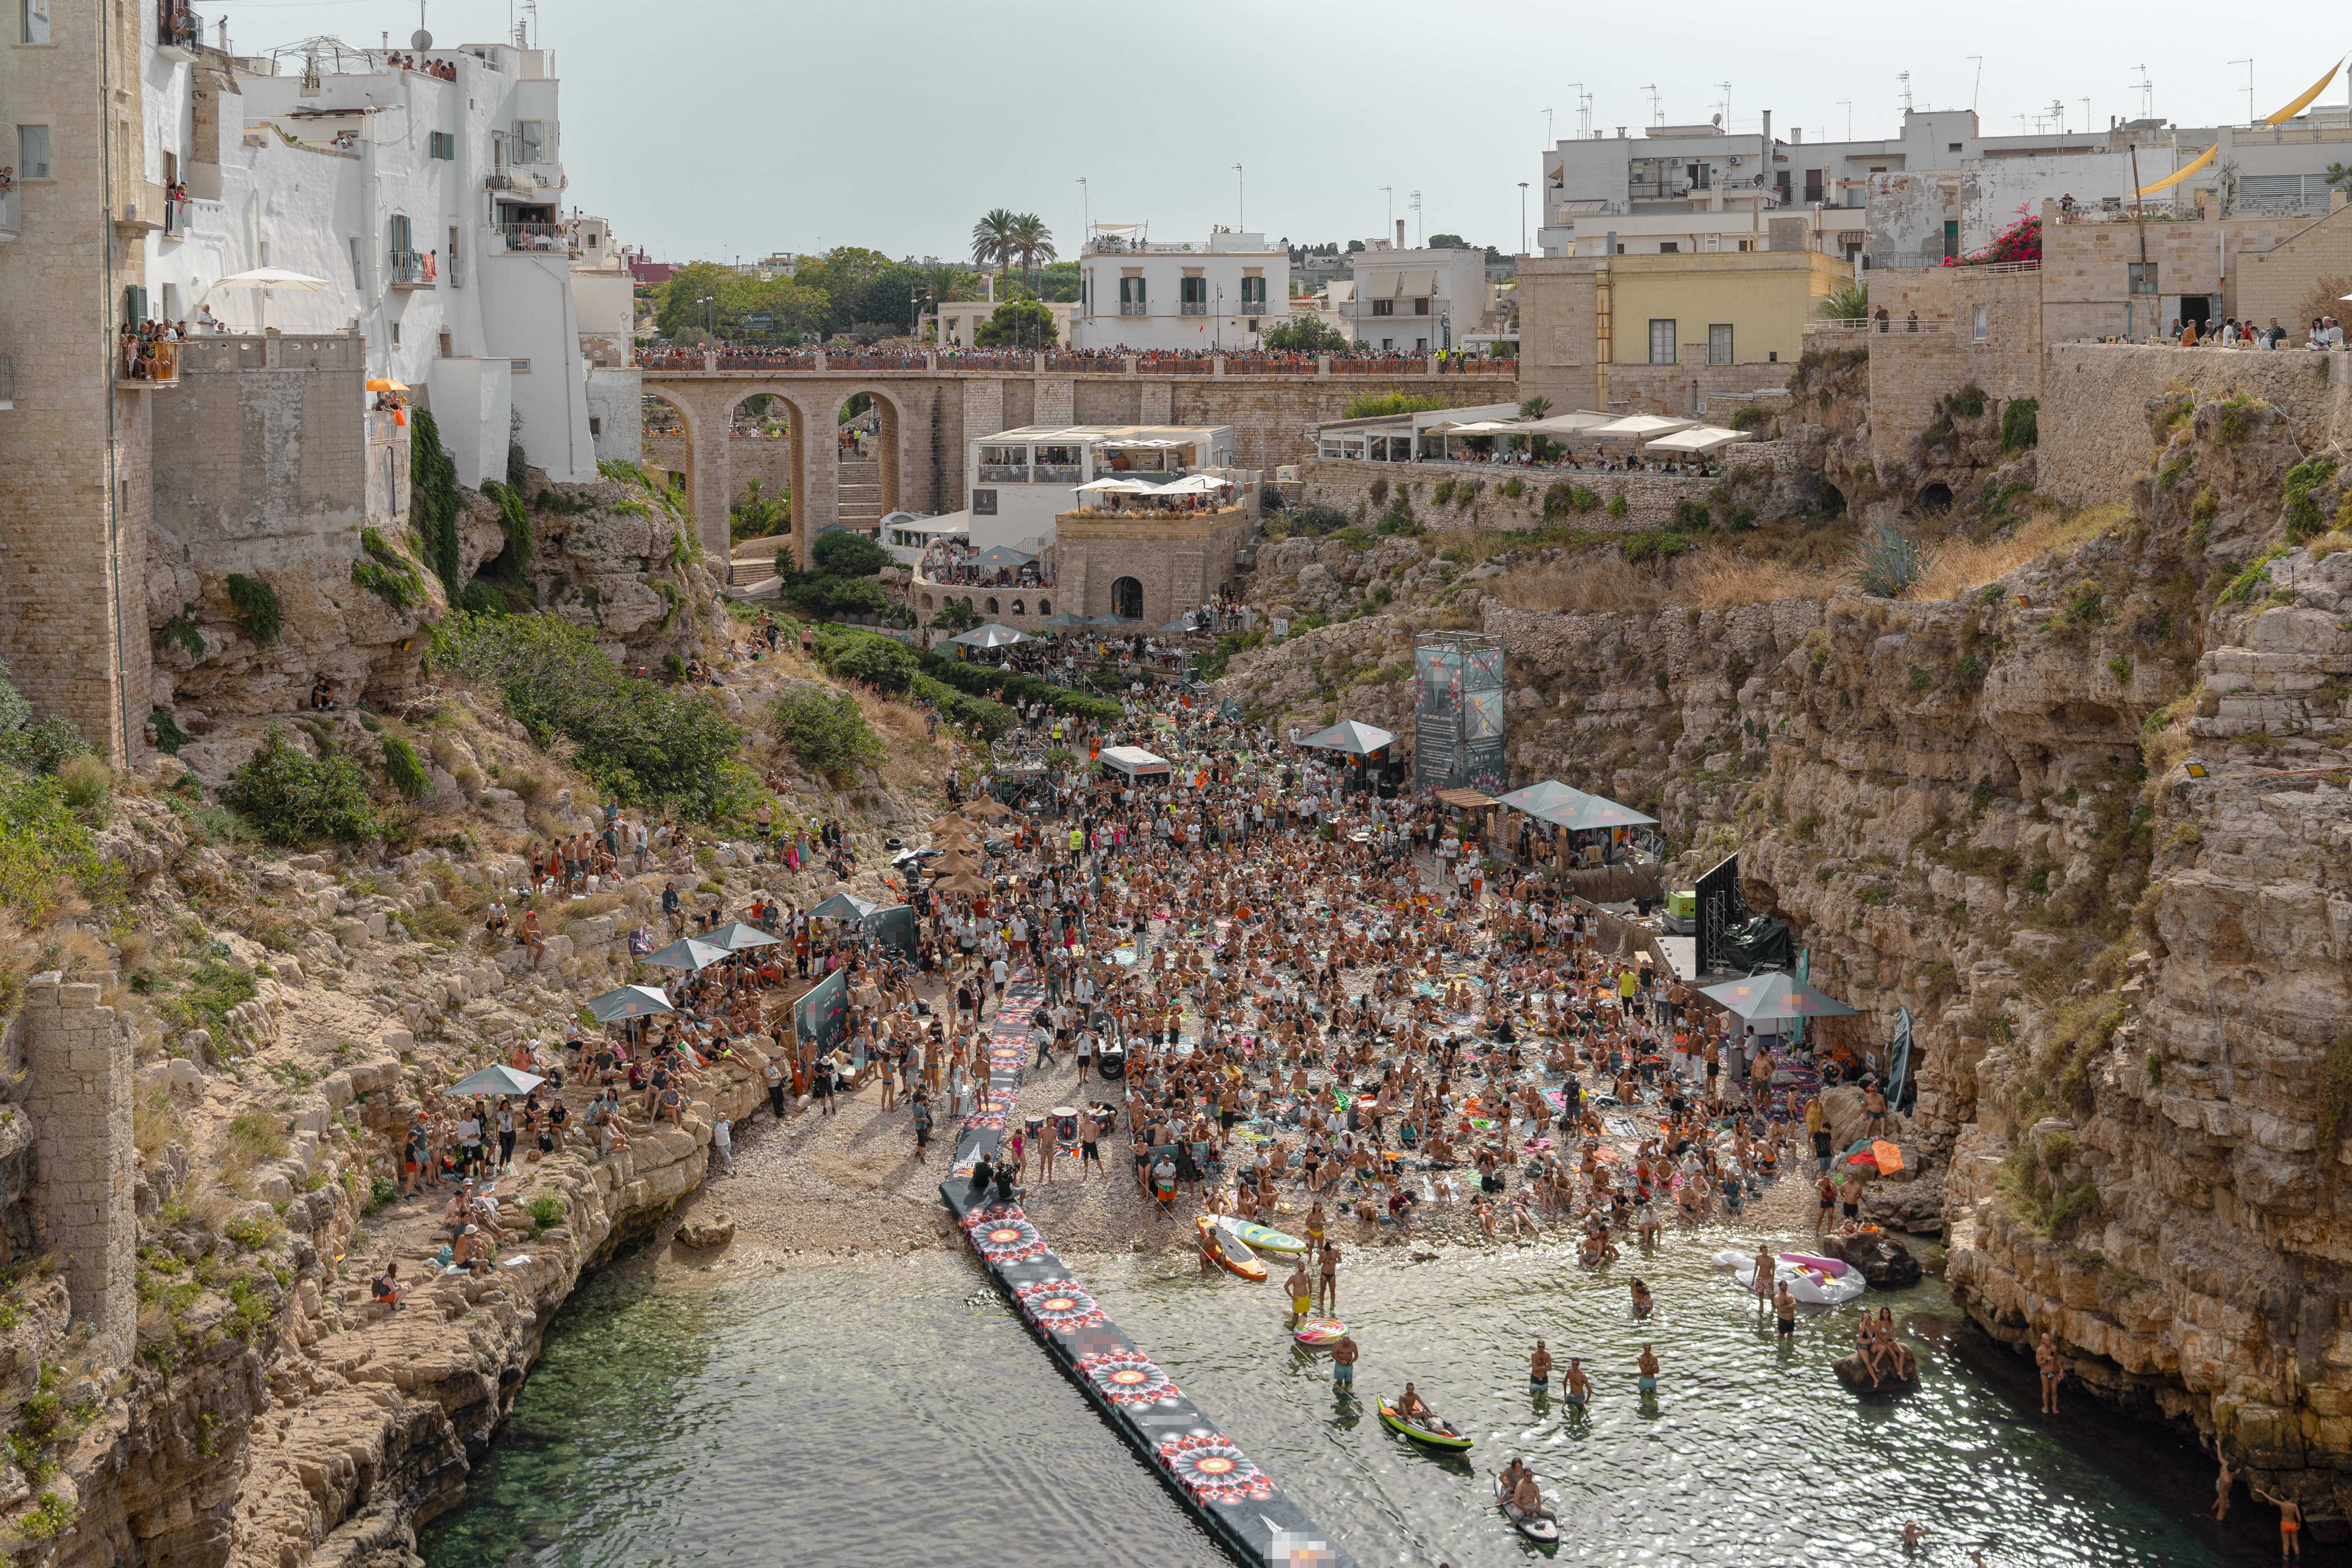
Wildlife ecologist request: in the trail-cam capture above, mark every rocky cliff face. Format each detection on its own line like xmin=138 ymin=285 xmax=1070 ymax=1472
xmin=1221 ymin=379 xmax=2352 ymax=1511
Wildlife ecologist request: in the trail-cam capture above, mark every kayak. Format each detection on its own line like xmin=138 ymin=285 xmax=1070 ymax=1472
xmin=1497 ymin=1478 xmax=1560 ymax=1543
xmin=1378 ymin=1398 xmax=1473 ymax=1451
xmin=1292 ymin=1316 xmax=1348 ymax=1347
xmin=1197 ymin=1217 xmax=1268 ymax=1282
xmin=1217 ymin=1215 xmax=1307 ymax=1256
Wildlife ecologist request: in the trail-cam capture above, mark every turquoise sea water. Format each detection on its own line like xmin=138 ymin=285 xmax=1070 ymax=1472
xmin=422 ymin=1228 xmax=2292 ymax=1567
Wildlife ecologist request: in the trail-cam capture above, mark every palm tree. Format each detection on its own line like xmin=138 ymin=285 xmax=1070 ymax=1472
xmin=1519 ymin=395 xmax=1554 ymax=420
xmin=1009 ymin=212 xmax=1057 ymax=298
xmin=971 ymin=209 xmax=1019 ymax=289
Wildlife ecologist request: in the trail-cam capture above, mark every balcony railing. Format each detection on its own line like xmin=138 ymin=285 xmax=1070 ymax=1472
xmin=388 ymin=249 xmax=435 ymax=288
xmin=0 ymin=356 xmax=13 ymax=409
xmin=1118 ymin=301 xmax=1147 ymax=316
xmin=116 ymin=339 xmax=179 ymax=387
xmin=1034 ymin=463 xmax=1081 ymax=483
xmin=1179 ymin=301 xmax=1208 ymax=316
xmin=161 ymin=197 xmax=184 ymax=238
xmin=158 ymin=0 xmax=201 ymax=52
xmin=498 ymin=222 xmax=573 ymax=254
xmin=1240 ymin=299 xmax=1266 ymax=316
xmin=977 ymin=464 xmax=1030 ymax=483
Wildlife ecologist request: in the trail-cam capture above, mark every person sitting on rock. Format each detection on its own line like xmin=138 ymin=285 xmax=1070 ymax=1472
xmin=372 ymin=1261 xmax=407 ymax=1308
xmin=519 ymin=906 xmax=545 ymax=964
xmin=309 ymin=677 xmax=336 ymax=712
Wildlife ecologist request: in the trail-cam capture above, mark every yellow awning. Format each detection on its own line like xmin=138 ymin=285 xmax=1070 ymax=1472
xmin=2267 ymin=59 xmax=2341 ymax=125
xmin=2136 ymin=142 xmax=2218 ymax=197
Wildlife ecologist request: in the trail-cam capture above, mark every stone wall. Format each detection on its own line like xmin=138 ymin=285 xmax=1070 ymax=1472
xmin=1296 ymin=443 xmax=1809 ymax=532
xmin=1602 ymin=363 xmax=1798 ymax=420
xmin=2036 ymin=342 xmax=2352 ymax=506
xmin=1056 ymin=508 xmax=1253 ymax=626
xmin=645 ymin=433 xmax=795 ymax=513
xmin=18 ymin=975 xmax=134 ymax=1367
xmin=2234 ymin=203 xmax=2352 ymax=333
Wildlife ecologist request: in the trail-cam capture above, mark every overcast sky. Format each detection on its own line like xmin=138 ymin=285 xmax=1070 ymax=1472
xmin=224 ymin=0 xmax=2342 ymax=262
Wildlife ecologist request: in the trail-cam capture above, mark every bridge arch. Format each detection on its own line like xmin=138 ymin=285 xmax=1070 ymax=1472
xmin=819 ymin=384 xmax=912 ymax=547
xmin=721 ymin=387 xmax=815 ymax=568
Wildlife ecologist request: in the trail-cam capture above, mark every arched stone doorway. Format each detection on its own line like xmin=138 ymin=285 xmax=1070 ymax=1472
xmin=1111 ymin=575 xmax=1143 ymax=620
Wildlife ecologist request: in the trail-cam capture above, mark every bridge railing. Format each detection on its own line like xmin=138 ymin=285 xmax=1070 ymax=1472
xmin=638 ymin=351 xmax=1521 ymax=378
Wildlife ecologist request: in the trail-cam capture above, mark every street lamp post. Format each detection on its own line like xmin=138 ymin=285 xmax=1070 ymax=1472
xmin=1518 ymin=181 xmax=1529 ymax=255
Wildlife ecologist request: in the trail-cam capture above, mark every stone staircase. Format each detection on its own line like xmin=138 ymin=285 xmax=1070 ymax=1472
xmin=837 ymin=458 xmax=883 ymax=530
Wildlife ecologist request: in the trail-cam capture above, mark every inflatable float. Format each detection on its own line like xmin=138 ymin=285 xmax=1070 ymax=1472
xmin=1218 ymin=1215 xmax=1307 ymax=1256
xmin=1292 ymin=1316 xmax=1348 ymax=1348
xmin=1378 ymin=1398 xmax=1474 ymax=1451
xmin=1712 ymin=1249 xmax=1867 ymax=1306
xmin=1198 ymin=1216 xmax=1269 ymax=1281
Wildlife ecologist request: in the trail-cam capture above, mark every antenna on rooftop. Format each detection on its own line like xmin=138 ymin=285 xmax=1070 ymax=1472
xmin=1968 ymin=55 xmax=1983 ymax=112
xmin=1838 ymin=100 xmax=1852 ymax=139
xmin=412 ymin=0 xmax=428 ymax=50
xmin=1641 ymin=84 xmax=1661 ymax=125
xmin=1715 ymin=80 xmax=1732 ymax=129
xmin=1410 ymin=189 xmax=1422 ymax=245
xmin=1898 ymin=71 xmax=1913 ymax=114
xmin=2048 ymin=99 xmax=2067 ymax=134
xmin=2133 ymin=65 xmax=2152 ymax=120
xmin=2229 ymin=59 xmax=2254 ymax=124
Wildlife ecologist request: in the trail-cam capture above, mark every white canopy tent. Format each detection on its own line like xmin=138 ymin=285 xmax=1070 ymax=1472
xmin=1517 ymin=411 xmax=1622 ymax=437
xmin=200 ymin=267 xmax=329 ymax=334
xmin=1643 ymin=425 xmax=1754 ymax=455
xmin=1155 ymin=474 xmax=1232 ymax=494
xmin=1592 ymin=414 xmax=1697 ymax=439
xmin=1098 ymin=745 xmax=1173 ymax=779
xmin=1073 ymin=477 xmax=1155 ymax=493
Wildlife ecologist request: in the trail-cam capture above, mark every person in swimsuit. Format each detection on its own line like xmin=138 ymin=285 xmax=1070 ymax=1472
xmin=2035 ymin=1330 xmax=2062 ymax=1413
xmin=2214 ymin=1454 xmax=2237 ymax=1521
xmin=1529 ymin=1339 xmax=1552 ymax=1396
xmin=1815 ymin=1173 xmax=1837 ymax=1237
xmin=1636 ymin=1344 xmax=1659 ymax=1399
xmin=1395 ymin=1382 xmax=1436 ymax=1428
xmin=1331 ymin=1333 xmax=1359 ymax=1394
xmin=1774 ymin=1279 xmax=1797 ymax=1339
xmin=1285 ymin=1260 xmax=1313 ymax=1327
xmin=1510 ymin=1469 xmax=1557 ymax=1526
xmin=1318 ymin=1240 xmax=1341 ymax=1314
xmin=2254 ymin=1487 xmax=2303 ymax=1559
xmin=1752 ymin=1244 xmax=1777 ymax=1313
xmin=1629 ymin=1278 xmax=1653 ymax=1316
xmin=1564 ymin=1357 xmax=1590 ymax=1408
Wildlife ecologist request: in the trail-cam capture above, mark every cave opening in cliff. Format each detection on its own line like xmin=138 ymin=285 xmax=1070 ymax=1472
xmin=1821 ymin=483 xmax=1846 ymax=517
xmin=1919 ymin=482 xmax=1954 ymax=514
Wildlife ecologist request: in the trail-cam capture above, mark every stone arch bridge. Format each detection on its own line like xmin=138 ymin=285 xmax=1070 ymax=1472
xmin=637 ymin=354 xmax=1517 ymax=567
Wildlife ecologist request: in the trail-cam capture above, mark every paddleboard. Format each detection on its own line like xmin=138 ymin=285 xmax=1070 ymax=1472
xmin=1292 ymin=1316 xmax=1348 ymax=1347
xmin=1197 ymin=1217 xmax=1268 ymax=1282
xmin=1498 ymin=1480 xmax=1561 ymax=1544
xmin=1217 ymin=1215 xmax=1307 ymax=1256
xmin=1377 ymin=1398 xmax=1473 ymax=1451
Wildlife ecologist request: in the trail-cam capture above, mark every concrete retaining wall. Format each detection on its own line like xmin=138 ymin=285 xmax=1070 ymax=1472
xmin=1297 ymin=441 xmax=1807 ymax=533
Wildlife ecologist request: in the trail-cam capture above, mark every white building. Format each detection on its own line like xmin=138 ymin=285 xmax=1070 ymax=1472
xmin=139 ymin=34 xmax=624 ymax=485
xmin=1340 ymin=229 xmax=1494 ymax=352
xmin=902 ymin=423 xmax=1237 ymax=557
xmin=1072 ymin=226 xmax=1291 ymax=351
xmin=930 ymin=294 xmax=1076 ymax=349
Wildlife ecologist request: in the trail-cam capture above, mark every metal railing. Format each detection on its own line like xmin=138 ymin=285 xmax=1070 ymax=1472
xmin=162 ymin=198 xmax=184 ymax=238
xmin=1220 ymin=356 xmax=1317 ymax=375
xmin=1179 ymin=301 xmax=1208 ymax=316
xmin=1118 ymin=301 xmax=1147 ymax=316
xmin=1034 ymin=464 xmax=1081 ymax=483
xmin=715 ymin=351 xmax=820 ymax=369
xmin=159 ymin=0 xmax=201 ymax=48
xmin=977 ymin=464 xmax=1030 ymax=483
xmin=1240 ymin=299 xmax=1266 ymax=316
xmin=833 ymin=352 xmax=927 ymax=370
xmin=498 ymin=222 xmax=571 ymax=253
xmin=388 ymin=249 xmax=433 ymax=285
xmin=1331 ymin=356 xmax=1424 ymax=375
xmin=0 ymin=357 xmax=14 ymax=405
xmin=1816 ymin=315 xmax=1959 ymax=334
xmin=636 ymin=351 xmax=1522 ymax=378
xmin=1139 ymin=358 xmax=1214 ymax=373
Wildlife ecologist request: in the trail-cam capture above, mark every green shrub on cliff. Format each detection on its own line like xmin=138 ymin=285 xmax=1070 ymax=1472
xmin=225 ymin=574 xmax=282 ymax=646
xmin=2000 ymin=396 xmax=2039 ymax=453
xmin=380 ymin=735 xmax=433 ymax=801
xmin=222 ymin=727 xmax=380 ymax=845
xmin=429 ymin=612 xmax=744 ymax=812
xmin=351 ymin=527 xmax=428 ymax=613
xmin=411 ymin=409 xmax=464 ymax=596
xmin=771 ymin=688 xmax=885 ymax=786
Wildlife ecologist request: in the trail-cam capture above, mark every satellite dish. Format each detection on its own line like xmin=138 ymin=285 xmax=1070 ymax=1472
xmin=411 ymin=27 xmax=432 ymax=49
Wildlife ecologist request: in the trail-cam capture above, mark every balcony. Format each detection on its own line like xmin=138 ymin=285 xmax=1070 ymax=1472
xmin=113 ymin=183 xmax=168 ymax=234
xmin=0 ymin=357 xmax=13 ymax=410
xmin=1034 ymin=463 xmax=1081 ymax=483
xmin=116 ymin=339 xmax=179 ymax=389
xmin=0 ymin=188 xmax=16 ymax=242
xmin=1179 ymin=301 xmax=1208 ymax=316
xmin=161 ymin=196 xmax=186 ymax=239
xmin=157 ymin=0 xmax=201 ymax=59
xmin=498 ymin=222 xmax=574 ymax=255
xmin=1240 ymin=299 xmax=1266 ymax=316
xmin=388 ymin=249 xmax=435 ymax=288
xmin=1118 ymin=301 xmax=1147 ymax=316
xmin=977 ymin=464 xmax=1030 ymax=483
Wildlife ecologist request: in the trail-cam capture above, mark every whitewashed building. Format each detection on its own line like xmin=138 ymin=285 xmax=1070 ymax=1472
xmin=1341 ymin=232 xmax=1493 ymax=353
xmin=1072 ymin=227 xmax=1291 ymax=352
xmin=139 ymin=35 xmax=625 ymax=485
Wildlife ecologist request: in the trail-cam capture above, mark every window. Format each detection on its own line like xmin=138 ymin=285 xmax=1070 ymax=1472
xmin=1180 ymin=276 xmax=1208 ymax=315
xmin=391 ymin=322 xmax=400 ymax=346
xmin=1803 ymin=168 xmax=1823 ymax=202
xmin=1703 ymin=234 xmax=1720 ymax=252
xmin=1119 ymin=274 xmax=1145 ymax=314
xmin=438 ymin=326 xmax=452 ymax=357
xmin=1648 ymin=318 xmax=1676 ymax=365
xmin=1707 ymin=324 xmax=1733 ymax=365
xmin=348 ymin=237 xmax=364 ymax=286
xmin=1415 ymin=337 xmax=1428 ymax=351
xmin=1371 ymin=298 xmax=1394 ymax=316
xmin=514 ymin=120 xmax=544 ymax=163
xmin=509 ymin=358 xmax=529 ymax=373
xmin=2128 ymin=261 xmax=2158 ymax=296
xmin=588 ymin=416 xmax=601 ymax=437
xmin=1240 ymin=276 xmax=1266 ymax=305
xmin=1412 ymin=298 xmax=1429 ymax=315
xmin=428 ymin=131 xmax=455 ymax=160
xmin=448 ymin=225 xmax=461 ymax=288
xmin=123 ymin=284 xmax=146 ymax=327
xmin=21 ymin=0 xmax=46 ymax=42
xmin=985 ymin=598 xmax=999 ymax=615
xmin=1038 ymin=598 xmax=1050 ymax=616
xmin=1948 ymin=142 xmax=1963 ymax=152
xmin=1658 ymin=241 xmax=1678 ymax=253
xmin=17 ymin=125 xmax=48 ymax=180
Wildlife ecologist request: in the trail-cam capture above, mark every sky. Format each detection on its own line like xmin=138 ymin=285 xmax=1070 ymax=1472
xmin=220 ymin=0 xmax=2346 ymax=264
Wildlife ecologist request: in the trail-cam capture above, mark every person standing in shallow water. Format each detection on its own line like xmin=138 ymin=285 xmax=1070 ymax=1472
xmin=2035 ymin=1331 xmax=2062 ymax=1413
xmin=2253 ymin=1487 xmax=2302 ymax=1559
xmin=1636 ymin=1344 xmax=1659 ymax=1400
